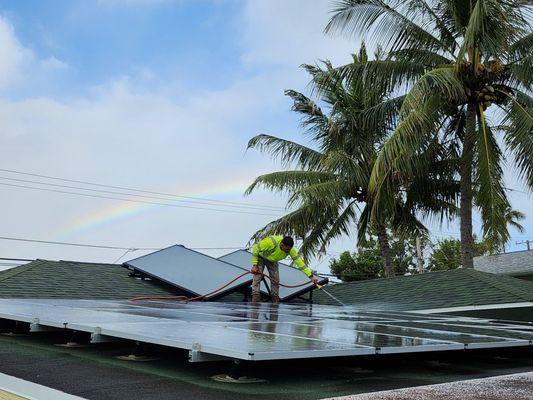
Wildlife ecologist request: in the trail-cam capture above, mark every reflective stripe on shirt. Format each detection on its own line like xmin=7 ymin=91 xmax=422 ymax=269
xmin=263 ymin=236 xmax=278 ymax=258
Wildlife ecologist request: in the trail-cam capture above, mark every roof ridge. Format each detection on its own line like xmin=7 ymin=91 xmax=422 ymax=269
xmin=0 ymin=260 xmax=47 ymax=283
xmin=463 ymin=268 xmax=533 ymax=301
xmin=58 ymin=259 xmax=120 ymax=266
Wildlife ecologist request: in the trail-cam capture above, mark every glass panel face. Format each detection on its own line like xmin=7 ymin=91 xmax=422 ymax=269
xmin=0 ymin=299 xmax=529 ymax=361
xmin=385 ymin=321 xmax=533 ymax=341
xmin=124 ymin=245 xmax=252 ymax=298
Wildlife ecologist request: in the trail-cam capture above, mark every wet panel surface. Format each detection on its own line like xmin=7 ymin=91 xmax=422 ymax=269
xmin=0 ymin=299 xmax=530 ymax=361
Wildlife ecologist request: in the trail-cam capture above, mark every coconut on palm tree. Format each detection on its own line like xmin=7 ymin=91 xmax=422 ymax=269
xmin=327 ymin=0 xmax=532 ymax=267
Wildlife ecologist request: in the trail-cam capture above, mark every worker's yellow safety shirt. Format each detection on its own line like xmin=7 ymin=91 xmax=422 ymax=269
xmin=251 ymin=235 xmax=313 ymax=277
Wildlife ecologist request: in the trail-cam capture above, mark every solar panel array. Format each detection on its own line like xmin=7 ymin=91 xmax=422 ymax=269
xmin=218 ymin=249 xmax=328 ymax=301
xmin=0 ymin=299 xmax=530 ymax=362
xmin=124 ymin=245 xmax=252 ymax=300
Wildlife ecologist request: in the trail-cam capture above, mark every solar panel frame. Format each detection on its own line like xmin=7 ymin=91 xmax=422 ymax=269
xmin=218 ymin=249 xmax=328 ymax=301
xmin=123 ymin=245 xmax=253 ymax=300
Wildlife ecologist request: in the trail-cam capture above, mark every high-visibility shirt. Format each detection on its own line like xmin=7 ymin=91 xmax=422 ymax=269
xmin=251 ymin=235 xmax=313 ymax=277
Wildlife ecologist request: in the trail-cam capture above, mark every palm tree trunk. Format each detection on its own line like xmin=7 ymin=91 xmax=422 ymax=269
xmin=376 ymin=223 xmax=394 ymax=277
xmin=460 ymin=103 xmax=476 ymax=268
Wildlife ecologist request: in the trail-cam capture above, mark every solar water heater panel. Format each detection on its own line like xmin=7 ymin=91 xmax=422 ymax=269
xmin=124 ymin=245 xmax=252 ymax=300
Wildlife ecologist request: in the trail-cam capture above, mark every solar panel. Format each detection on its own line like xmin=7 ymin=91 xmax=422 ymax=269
xmin=0 ymin=299 xmax=530 ymax=362
xmin=123 ymin=245 xmax=252 ymax=300
xmin=218 ymin=250 xmax=328 ymax=301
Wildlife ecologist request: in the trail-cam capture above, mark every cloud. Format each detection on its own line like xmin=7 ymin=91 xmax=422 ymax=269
xmin=0 ymin=16 xmax=32 ymax=88
xmin=0 ymin=16 xmax=70 ymax=95
xmin=241 ymin=0 xmax=358 ymax=68
xmin=96 ymin=0 xmax=176 ymax=6
xmin=0 ymin=67 xmax=296 ymax=261
xmin=40 ymin=56 xmax=69 ymax=70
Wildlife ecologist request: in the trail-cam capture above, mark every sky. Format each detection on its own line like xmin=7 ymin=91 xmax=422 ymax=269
xmin=0 ymin=0 xmax=531 ymax=273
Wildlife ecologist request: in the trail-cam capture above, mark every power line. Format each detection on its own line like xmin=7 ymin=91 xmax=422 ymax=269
xmin=0 ymin=182 xmax=283 ymax=217
xmin=0 ymin=168 xmax=286 ymax=211
xmin=515 ymin=239 xmax=532 ymax=251
xmin=0 ymin=176 xmax=286 ymax=213
xmin=0 ymin=236 xmax=158 ymax=251
xmin=189 ymin=246 xmax=245 ymax=250
xmin=0 ymin=236 xmax=245 ymax=252
xmin=112 ymin=248 xmax=137 ymax=264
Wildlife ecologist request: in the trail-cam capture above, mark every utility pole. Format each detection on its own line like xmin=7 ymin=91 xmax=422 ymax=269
xmin=516 ymin=240 xmax=531 ymax=251
xmin=416 ymin=236 xmax=424 ymax=273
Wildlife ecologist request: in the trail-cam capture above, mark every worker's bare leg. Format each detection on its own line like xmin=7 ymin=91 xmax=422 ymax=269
xmin=251 ymin=260 xmax=264 ymax=304
xmin=266 ymin=261 xmax=280 ymax=304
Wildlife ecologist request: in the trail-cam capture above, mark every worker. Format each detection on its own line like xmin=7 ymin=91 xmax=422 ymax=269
xmin=251 ymin=235 xmax=318 ymax=304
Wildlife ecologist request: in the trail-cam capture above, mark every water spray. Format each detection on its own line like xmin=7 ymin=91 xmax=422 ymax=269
xmin=315 ymin=284 xmax=346 ymax=306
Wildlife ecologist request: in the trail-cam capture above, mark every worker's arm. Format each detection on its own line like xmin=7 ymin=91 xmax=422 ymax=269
xmin=289 ymin=248 xmax=314 ymax=278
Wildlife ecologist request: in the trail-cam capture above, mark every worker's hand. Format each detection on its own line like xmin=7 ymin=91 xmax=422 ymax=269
xmin=310 ymin=275 xmax=318 ymax=284
xmin=251 ymin=265 xmax=259 ymax=274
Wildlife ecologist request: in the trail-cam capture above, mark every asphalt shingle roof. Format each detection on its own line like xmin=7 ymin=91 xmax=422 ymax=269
xmin=474 ymin=250 xmax=533 ymax=276
xmin=313 ymin=268 xmax=533 ymax=310
xmin=0 ymin=259 xmax=178 ymax=299
xmin=2 ymin=260 xmax=533 ymax=310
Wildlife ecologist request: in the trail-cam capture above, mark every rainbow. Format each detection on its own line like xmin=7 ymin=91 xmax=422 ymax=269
xmin=54 ymin=176 xmax=256 ymax=239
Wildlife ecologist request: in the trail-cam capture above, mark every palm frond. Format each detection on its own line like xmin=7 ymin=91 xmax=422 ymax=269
xmin=506 ymin=207 xmax=526 ymax=233
xmin=474 ymin=106 xmax=510 ymax=245
xmin=245 ymin=170 xmax=337 ymax=197
xmin=508 ymin=55 xmax=533 ymax=91
xmin=317 ymin=200 xmax=359 ymax=253
xmin=336 ymin=59 xmax=428 ymax=95
xmin=459 ymin=0 xmax=529 ymax=62
xmin=390 ymin=48 xmax=454 ymax=67
xmin=436 ymin=0 xmax=472 ymax=36
xmin=247 ymin=134 xmax=324 ymax=170
xmin=325 ymin=0 xmax=452 ymax=54
xmin=499 ymin=90 xmax=533 ymax=188
xmin=356 ymin=204 xmax=372 ymax=244
xmin=407 ymin=0 xmax=460 ymax=53
xmin=284 ymin=90 xmax=333 ymax=139
xmin=247 ymin=206 xmax=318 ymax=246
xmin=401 ymin=67 xmax=466 ymax=115
xmin=321 ymin=150 xmax=370 ymax=189
xmin=390 ymin=205 xmax=429 ymax=237
xmin=369 ymin=95 xmax=444 ymax=218
xmin=359 ymin=94 xmax=405 ymax=133
xmin=288 ymin=180 xmax=352 ymax=209
xmin=508 ymin=32 xmax=533 ymax=63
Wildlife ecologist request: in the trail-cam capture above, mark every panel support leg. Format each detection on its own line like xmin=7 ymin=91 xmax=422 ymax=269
xmin=228 ymin=360 xmax=242 ymax=379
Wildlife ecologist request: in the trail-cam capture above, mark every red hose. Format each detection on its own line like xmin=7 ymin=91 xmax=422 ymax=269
xmin=128 ymin=270 xmax=314 ymax=303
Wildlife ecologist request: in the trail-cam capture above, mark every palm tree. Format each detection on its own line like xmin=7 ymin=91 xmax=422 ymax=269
xmin=505 ymin=207 xmax=526 ymax=234
xmin=326 ymin=0 xmax=532 ymax=268
xmin=483 ymin=206 xmax=526 ymax=253
xmin=246 ymin=47 xmax=458 ymax=276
